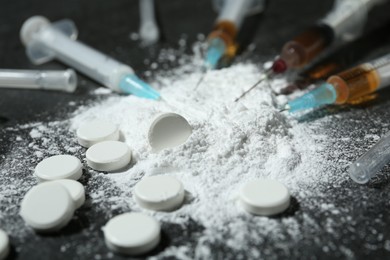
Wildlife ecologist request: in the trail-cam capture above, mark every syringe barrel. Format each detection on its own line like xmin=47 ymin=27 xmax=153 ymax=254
xmin=320 ymin=0 xmax=382 ymax=42
xmin=22 ymin=17 xmax=133 ymax=92
xmin=371 ymin=53 xmax=390 ymax=90
xmin=327 ymin=53 xmax=390 ymax=103
xmin=349 ymin=131 xmax=390 ymax=184
xmin=213 ymin=0 xmax=265 ymax=17
xmin=216 ymin=0 xmax=262 ymax=29
xmin=0 ymin=69 xmax=77 ymax=92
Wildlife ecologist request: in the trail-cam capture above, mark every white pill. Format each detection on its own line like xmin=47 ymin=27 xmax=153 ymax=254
xmin=86 ymin=141 xmax=131 ymax=172
xmin=76 ymin=120 xmax=120 ymax=148
xmin=0 ymin=229 xmax=9 ymax=260
xmin=134 ymin=175 xmax=185 ymax=211
xmin=20 ymin=182 xmax=75 ymax=232
xmin=103 ymin=212 xmax=160 ymax=255
xmin=53 ymin=179 xmax=85 ymax=209
xmin=34 ymin=155 xmax=83 ymax=182
xmin=239 ymin=179 xmax=290 ymax=216
xmin=148 ymin=113 xmax=192 ymax=152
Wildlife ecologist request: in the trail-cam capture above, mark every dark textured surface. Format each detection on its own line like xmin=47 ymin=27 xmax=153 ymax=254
xmin=3 ymin=0 xmax=390 ymax=259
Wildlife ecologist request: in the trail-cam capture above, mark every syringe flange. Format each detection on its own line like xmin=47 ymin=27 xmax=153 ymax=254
xmin=20 ymin=16 xmax=78 ymax=65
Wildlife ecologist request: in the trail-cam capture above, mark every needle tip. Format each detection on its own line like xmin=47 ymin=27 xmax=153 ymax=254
xmin=278 ymin=104 xmax=290 ymax=113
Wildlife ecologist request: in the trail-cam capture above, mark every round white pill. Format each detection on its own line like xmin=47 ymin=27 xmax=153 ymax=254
xmin=86 ymin=141 xmax=131 ymax=172
xmin=76 ymin=120 xmax=120 ymax=148
xmin=53 ymin=179 xmax=85 ymax=209
xmin=34 ymin=155 xmax=83 ymax=182
xmin=103 ymin=213 xmax=160 ymax=255
xmin=239 ymin=179 xmax=290 ymax=216
xmin=134 ymin=175 xmax=185 ymax=211
xmin=20 ymin=182 xmax=75 ymax=232
xmin=148 ymin=113 xmax=192 ymax=152
xmin=0 ymin=229 xmax=9 ymax=260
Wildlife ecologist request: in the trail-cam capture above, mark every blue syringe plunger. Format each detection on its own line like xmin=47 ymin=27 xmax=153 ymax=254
xmin=287 ymin=83 xmax=338 ymax=112
xmin=205 ymin=37 xmax=226 ymax=70
xmin=119 ymin=74 xmax=160 ymax=100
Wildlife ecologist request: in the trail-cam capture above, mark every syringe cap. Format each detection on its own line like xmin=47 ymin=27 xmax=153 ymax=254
xmin=119 ymin=74 xmax=160 ymax=100
xmin=41 ymin=69 xmax=78 ymax=93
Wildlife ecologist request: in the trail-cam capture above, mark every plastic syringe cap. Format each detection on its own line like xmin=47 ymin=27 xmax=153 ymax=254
xmin=287 ymin=83 xmax=337 ymax=113
xmin=20 ymin=16 xmax=50 ymax=46
xmin=119 ymin=74 xmax=160 ymax=100
xmin=348 ymin=162 xmax=370 ymax=184
xmin=41 ymin=69 xmax=78 ymax=93
xmin=61 ymin=69 xmax=78 ymax=93
xmin=205 ymin=38 xmax=226 ymax=70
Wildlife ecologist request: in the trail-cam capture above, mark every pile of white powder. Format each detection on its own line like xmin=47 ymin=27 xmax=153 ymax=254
xmin=3 ymin=45 xmax=385 ymax=259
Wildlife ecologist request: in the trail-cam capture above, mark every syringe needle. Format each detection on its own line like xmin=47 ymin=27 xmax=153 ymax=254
xmin=193 ymin=67 xmax=207 ymax=91
xmin=234 ymin=69 xmax=272 ymax=102
xmin=234 ymin=78 xmax=264 ymax=102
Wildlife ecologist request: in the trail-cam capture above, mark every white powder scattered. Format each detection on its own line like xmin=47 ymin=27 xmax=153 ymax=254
xmin=2 ymin=45 xmax=388 ymax=259
xmin=66 ymin=61 xmax=336 ymax=258
xmin=29 ymin=129 xmax=42 ymax=139
xmin=91 ymin=87 xmax=113 ymax=95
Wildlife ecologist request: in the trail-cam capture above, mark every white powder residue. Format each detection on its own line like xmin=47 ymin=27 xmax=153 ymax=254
xmin=67 ymin=62 xmax=338 ymax=258
xmin=90 ymin=87 xmax=113 ymax=95
xmin=3 ymin=47 xmax=384 ymax=259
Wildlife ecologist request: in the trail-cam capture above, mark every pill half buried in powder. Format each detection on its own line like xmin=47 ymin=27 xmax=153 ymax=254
xmin=239 ymin=179 xmax=290 ymax=216
xmin=148 ymin=113 xmax=192 ymax=152
xmin=76 ymin=120 xmax=120 ymax=148
xmin=0 ymin=229 xmax=9 ymax=260
xmin=20 ymin=182 xmax=76 ymax=232
xmin=53 ymin=179 xmax=85 ymax=209
xmin=86 ymin=141 xmax=131 ymax=172
xmin=34 ymin=155 xmax=83 ymax=182
xmin=103 ymin=212 xmax=161 ymax=255
xmin=134 ymin=175 xmax=185 ymax=211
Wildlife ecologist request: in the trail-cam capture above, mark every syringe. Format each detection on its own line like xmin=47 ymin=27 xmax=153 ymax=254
xmin=194 ymin=0 xmax=265 ymax=89
xmin=0 ymin=69 xmax=76 ymax=92
xmin=284 ymin=52 xmax=390 ymax=112
xmin=205 ymin=0 xmax=265 ymax=70
xmin=349 ymin=131 xmax=390 ymax=184
xmin=20 ymin=16 xmax=160 ymax=100
xmin=281 ymin=18 xmax=390 ymax=95
xmin=236 ymin=0 xmax=384 ymax=101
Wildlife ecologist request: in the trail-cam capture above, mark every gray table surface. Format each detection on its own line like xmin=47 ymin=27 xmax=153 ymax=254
xmin=2 ymin=0 xmax=390 ymax=259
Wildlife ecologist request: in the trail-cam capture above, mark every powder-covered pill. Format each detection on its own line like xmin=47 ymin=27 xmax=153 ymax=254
xmin=239 ymin=179 xmax=290 ymax=216
xmin=134 ymin=175 xmax=185 ymax=211
xmin=34 ymin=155 xmax=83 ymax=182
xmin=148 ymin=113 xmax=192 ymax=152
xmin=20 ymin=182 xmax=76 ymax=232
xmin=86 ymin=141 xmax=131 ymax=172
xmin=53 ymin=179 xmax=85 ymax=209
xmin=76 ymin=120 xmax=119 ymax=148
xmin=103 ymin=213 xmax=160 ymax=255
